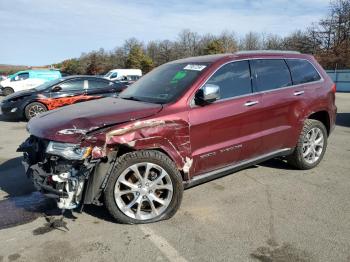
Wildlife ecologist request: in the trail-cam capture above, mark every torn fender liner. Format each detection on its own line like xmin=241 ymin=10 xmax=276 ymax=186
xmin=183 ymin=157 xmax=193 ymax=173
xmin=83 ymin=152 xmax=117 ymax=205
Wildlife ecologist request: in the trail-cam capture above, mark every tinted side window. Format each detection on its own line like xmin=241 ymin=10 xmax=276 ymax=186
xmin=113 ymin=82 xmax=126 ymax=92
xmin=110 ymin=72 xmax=118 ymax=78
xmin=251 ymin=59 xmax=292 ymax=92
xmin=127 ymin=75 xmax=140 ymax=81
xmin=207 ymin=61 xmax=252 ymax=99
xmin=286 ymin=59 xmax=321 ymax=84
xmin=13 ymin=73 xmax=29 ymax=81
xmin=88 ymin=79 xmax=111 ymax=89
xmin=18 ymin=73 xmax=29 ymax=80
xmin=59 ymin=79 xmax=85 ymax=91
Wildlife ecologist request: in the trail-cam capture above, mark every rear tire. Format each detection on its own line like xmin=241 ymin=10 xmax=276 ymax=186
xmin=287 ymin=119 xmax=328 ymax=170
xmin=104 ymin=150 xmax=183 ymax=224
xmin=3 ymin=87 xmax=14 ymax=96
xmin=24 ymin=102 xmax=47 ymax=120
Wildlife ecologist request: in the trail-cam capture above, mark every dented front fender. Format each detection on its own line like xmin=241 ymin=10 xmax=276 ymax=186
xmin=84 ymin=118 xmax=192 ymax=173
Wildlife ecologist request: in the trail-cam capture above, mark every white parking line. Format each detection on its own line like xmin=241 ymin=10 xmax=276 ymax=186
xmin=139 ymin=225 xmax=188 ymax=262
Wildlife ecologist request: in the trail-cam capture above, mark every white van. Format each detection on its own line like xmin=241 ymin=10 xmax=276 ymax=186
xmin=104 ymin=69 xmax=142 ymax=81
xmin=0 ymin=70 xmax=61 ymax=96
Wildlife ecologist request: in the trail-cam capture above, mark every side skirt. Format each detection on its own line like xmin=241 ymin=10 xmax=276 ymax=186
xmin=184 ymin=148 xmax=294 ymax=189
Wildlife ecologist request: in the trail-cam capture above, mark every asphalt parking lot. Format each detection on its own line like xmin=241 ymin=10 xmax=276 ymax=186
xmin=0 ymin=93 xmax=349 ymax=262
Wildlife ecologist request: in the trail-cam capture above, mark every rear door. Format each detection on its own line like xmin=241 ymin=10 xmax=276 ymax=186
xmin=189 ymin=60 xmax=264 ymax=175
xmin=86 ymin=78 xmax=123 ymax=97
xmin=250 ymin=59 xmax=306 ymax=154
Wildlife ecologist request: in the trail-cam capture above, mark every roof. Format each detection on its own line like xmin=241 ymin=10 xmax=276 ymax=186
xmin=168 ymin=50 xmax=309 ymax=65
xmin=235 ymin=50 xmax=301 ymax=55
xmin=16 ymin=69 xmax=60 ymax=74
xmin=168 ymin=54 xmax=233 ymax=64
xmin=61 ymin=75 xmax=107 ymax=80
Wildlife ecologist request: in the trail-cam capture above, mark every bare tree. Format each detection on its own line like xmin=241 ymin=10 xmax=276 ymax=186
xmin=239 ymin=32 xmax=261 ymax=50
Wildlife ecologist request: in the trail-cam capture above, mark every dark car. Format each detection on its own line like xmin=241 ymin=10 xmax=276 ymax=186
xmin=0 ymin=76 xmax=126 ymax=120
xmin=18 ymin=51 xmax=337 ymax=224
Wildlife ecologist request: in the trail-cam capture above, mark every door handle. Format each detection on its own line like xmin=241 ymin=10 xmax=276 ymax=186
xmin=244 ymin=101 xmax=259 ymax=107
xmin=294 ymin=91 xmax=304 ymax=96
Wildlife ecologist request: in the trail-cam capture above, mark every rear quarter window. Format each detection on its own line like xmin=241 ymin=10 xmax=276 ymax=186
xmin=286 ymin=59 xmax=321 ymax=85
xmin=250 ymin=59 xmax=292 ymax=92
xmin=88 ymin=79 xmax=111 ymax=89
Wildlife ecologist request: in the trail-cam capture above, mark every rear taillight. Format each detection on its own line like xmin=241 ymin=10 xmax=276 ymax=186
xmin=331 ymin=83 xmax=336 ymax=93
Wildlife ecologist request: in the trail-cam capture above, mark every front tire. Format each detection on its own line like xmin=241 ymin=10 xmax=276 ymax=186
xmin=3 ymin=87 xmax=14 ymax=96
xmin=287 ymin=119 xmax=328 ymax=170
xmin=24 ymin=102 xmax=47 ymax=120
xmin=104 ymin=150 xmax=183 ymax=224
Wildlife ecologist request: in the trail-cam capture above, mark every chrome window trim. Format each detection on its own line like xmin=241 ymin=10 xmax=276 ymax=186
xmin=189 ymin=57 xmax=324 ymax=108
xmin=236 ymin=50 xmax=301 ymax=55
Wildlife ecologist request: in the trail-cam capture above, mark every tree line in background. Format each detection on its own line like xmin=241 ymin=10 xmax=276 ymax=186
xmin=2 ymin=0 xmax=349 ymax=76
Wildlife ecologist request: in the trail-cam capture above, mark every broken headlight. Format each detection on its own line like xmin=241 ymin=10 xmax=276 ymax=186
xmin=46 ymin=141 xmax=91 ymax=160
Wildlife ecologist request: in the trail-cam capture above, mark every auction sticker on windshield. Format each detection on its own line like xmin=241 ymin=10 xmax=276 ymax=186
xmin=184 ymin=64 xmax=207 ymax=71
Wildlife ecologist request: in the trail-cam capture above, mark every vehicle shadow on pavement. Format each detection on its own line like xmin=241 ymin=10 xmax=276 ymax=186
xmin=0 ymin=157 xmax=35 ymax=198
xmin=258 ymin=158 xmax=295 ymax=170
xmin=0 ymin=158 xmax=57 ymax=230
xmin=0 ymin=114 xmax=24 ymax=123
xmin=336 ymin=112 xmax=350 ymax=128
xmin=83 ymin=205 xmax=115 ymax=223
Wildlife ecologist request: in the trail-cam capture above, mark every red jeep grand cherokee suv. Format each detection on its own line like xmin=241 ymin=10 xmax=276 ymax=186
xmin=18 ymin=51 xmax=337 ymax=224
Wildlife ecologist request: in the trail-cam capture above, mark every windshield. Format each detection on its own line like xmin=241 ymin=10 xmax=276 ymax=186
xmin=35 ymin=78 xmax=63 ymax=91
xmin=119 ymin=62 xmax=210 ymax=104
xmin=105 ymin=71 xmax=112 ymax=78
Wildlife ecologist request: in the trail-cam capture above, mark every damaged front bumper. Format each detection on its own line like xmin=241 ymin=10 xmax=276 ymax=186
xmin=18 ymin=136 xmax=109 ymax=210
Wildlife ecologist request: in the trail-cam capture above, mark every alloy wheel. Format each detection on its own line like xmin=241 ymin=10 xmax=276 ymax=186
xmin=28 ymin=104 xmax=46 ymax=118
xmin=114 ymin=162 xmax=173 ymax=220
xmin=302 ymin=127 xmax=324 ymax=164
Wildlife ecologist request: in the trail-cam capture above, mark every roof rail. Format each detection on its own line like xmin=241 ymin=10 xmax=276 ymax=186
xmin=236 ymin=50 xmax=301 ymax=55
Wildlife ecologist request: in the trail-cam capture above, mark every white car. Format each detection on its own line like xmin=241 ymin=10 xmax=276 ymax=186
xmin=104 ymin=69 xmax=142 ymax=81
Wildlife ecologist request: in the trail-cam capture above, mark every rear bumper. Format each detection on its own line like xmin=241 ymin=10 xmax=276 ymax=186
xmin=330 ymin=105 xmax=337 ymax=134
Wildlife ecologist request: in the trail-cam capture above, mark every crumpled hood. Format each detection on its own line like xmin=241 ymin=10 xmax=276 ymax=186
xmin=27 ymin=97 xmax=163 ymax=143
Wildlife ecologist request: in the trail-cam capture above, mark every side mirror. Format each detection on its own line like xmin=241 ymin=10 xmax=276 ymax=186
xmin=194 ymin=84 xmax=220 ymax=106
xmin=51 ymin=85 xmax=62 ymax=92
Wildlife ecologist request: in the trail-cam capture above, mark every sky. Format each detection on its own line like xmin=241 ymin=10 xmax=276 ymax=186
xmin=0 ymin=0 xmax=331 ymax=66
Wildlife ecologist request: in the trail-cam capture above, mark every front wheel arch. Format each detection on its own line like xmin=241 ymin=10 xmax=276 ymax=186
xmin=24 ymin=101 xmax=48 ymax=120
xmin=307 ymin=110 xmax=330 ymax=136
xmin=2 ymin=87 xmax=14 ymax=96
xmin=287 ymin=119 xmax=328 ymax=170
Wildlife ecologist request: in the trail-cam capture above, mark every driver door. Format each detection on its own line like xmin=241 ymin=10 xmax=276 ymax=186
xmin=46 ymin=79 xmax=87 ymax=109
xmin=12 ymin=72 xmax=30 ymax=91
xmin=189 ymin=60 xmax=264 ymax=175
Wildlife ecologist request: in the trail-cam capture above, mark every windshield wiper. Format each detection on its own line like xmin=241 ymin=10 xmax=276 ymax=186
xmin=120 ymin=95 xmax=164 ymax=104
xmin=121 ymin=96 xmax=143 ymax=102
